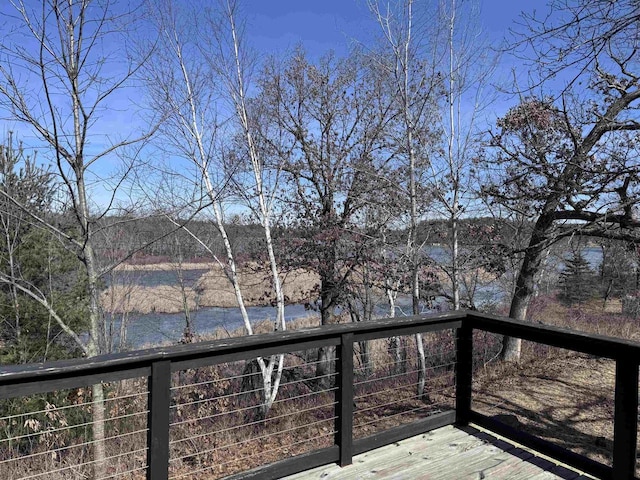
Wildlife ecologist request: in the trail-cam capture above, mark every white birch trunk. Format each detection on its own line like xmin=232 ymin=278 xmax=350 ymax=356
xmin=227 ymin=2 xmax=285 ymax=413
xmin=167 ymin=6 xmax=284 ymax=415
xmin=447 ymin=0 xmax=461 ymax=311
xmin=370 ymin=0 xmax=427 ymax=397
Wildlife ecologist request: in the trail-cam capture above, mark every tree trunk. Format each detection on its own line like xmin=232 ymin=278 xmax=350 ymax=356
xmin=450 ymin=209 xmax=460 ymax=310
xmin=413 ymin=291 xmax=426 ymax=398
xmin=91 ymin=382 xmax=107 ymax=479
xmin=501 ymin=214 xmax=552 ymax=361
xmin=79 ymin=172 xmax=109 ymax=479
xmin=447 ymin=0 xmax=461 ymax=312
xmin=230 ymin=5 xmax=286 ymax=416
xmin=386 ymin=280 xmax=404 ymax=373
xmin=316 ymin=284 xmax=336 ymax=388
xmin=348 ymin=296 xmax=372 ymax=377
xmin=119 ymin=310 xmax=128 ymax=352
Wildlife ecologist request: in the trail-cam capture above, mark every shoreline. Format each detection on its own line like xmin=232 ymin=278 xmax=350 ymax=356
xmin=103 ymin=265 xmax=320 ymax=314
xmin=104 ymin=262 xmax=501 ymax=315
xmin=114 ymin=262 xmax=216 ymax=271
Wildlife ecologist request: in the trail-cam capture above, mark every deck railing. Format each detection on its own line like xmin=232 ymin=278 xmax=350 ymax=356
xmin=0 ymin=311 xmax=637 ymax=480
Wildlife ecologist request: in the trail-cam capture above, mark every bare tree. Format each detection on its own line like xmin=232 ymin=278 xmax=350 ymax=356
xmin=368 ymin=0 xmax=442 ymax=397
xmin=430 ymin=0 xmax=497 ymax=310
xmin=143 ymin=0 xmax=248 ymax=329
xmin=481 ymin=0 xmax=640 ymax=361
xmin=212 ymin=0 xmax=287 ymax=415
xmin=144 ymin=0 xmax=285 ymax=416
xmin=259 ymin=47 xmax=396 ymax=382
xmin=483 ymin=95 xmax=640 ymax=360
xmin=0 ymin=1 xmax=153 ymax=476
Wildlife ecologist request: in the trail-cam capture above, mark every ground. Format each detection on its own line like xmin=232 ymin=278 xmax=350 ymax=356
xmin=472 ymin=297 xmax=640 ymax=472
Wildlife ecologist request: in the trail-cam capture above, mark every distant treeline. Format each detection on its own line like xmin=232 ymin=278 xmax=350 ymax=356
xmin=93 ymin=215 xmax=529 ymax=265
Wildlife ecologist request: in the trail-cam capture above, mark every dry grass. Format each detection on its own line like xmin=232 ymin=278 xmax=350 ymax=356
xmin=473 ymin=350 xmax=615 ymax=467
xmin=102 ymin=265 xmax=319 ymax=313
xmin=102 ymin=284 xmax=198 ymax=314
xmin=527 ymin=294 xmax=640 ymax=341
xmin=114 ymin=262 xmax=216 ymax=272
xmin=470 ymin=295 xmax=640 ymax=471
xmin=196 ymin=265 xmax=319 ymax=308
xmin=9 ymin=292 xmax=640 ymax=478
xmin=104 ymin=260 xmax=499 ymax=315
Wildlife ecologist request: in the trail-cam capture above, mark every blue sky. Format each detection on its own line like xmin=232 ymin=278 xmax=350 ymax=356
xmin=243 ymin=0 xmax=544 ymax=57
xmin=221 ymin=0 xmax=549 ymax=137
xmin=0 ymin=0 xmax=549 ymax=210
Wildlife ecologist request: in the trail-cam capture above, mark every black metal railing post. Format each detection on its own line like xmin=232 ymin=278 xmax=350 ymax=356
xmin=612 ymin=357 xmax=639 ymax=480
xmin=455 ymin=324 xmax=473 ymax=426
xmin=147 ymin=360 xmax=171 ymax=480
xmin=335 ymin=332 xmax=354 ymax=467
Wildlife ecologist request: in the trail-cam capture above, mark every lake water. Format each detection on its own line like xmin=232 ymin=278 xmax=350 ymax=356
xmin=107 ymin=267 xmax=302 ymax=347
xmin=110 ymin=246 xmax=603 ymax=349
xmin=556 ymin=246 xmax=602 ymax=270
xmin=107 ymin=268 xmax=209 ymax=288
xmin=116 ymin=304 xmax=316 ymax=348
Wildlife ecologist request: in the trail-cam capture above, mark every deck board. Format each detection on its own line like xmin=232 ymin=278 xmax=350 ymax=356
xmin=283 ymin=426 xmax=592 ymax=480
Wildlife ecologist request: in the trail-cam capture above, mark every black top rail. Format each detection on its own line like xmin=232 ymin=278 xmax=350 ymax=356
xmin=4 ymin=310 xmax=640 ymax=385
xmin=0 ymin=312 xmax=464 ymax=399
xmin=468 ymin=311 xmax=640 ymax=360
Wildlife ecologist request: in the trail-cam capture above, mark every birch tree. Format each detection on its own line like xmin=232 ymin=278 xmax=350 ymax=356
xmin=430 ymin=0 xmax=496 ymax=310
xmin=0 ymin=0 xmax=152 ymax=476
xmin=210 ymin=0 xmax=286 ymax=334
xmin=368 ymin=0 xmax=442 ymax=397
xmin=209 ymin=0 xmax=286 ymax=415
xmin=144 ymin=0 xmax=284 ymax=416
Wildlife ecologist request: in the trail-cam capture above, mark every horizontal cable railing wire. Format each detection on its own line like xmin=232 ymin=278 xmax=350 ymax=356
xmin=354 ymin=376 xmax=455 ymax=406
xmin=0 ymin=390 xmax=147 ymax=422
xmin=0 ymin=427 xmax=149 ymax=466
xmin=0 ymin=378 xmax=149 ymax=480
xmin=169 ymin=416 xmax=337 ymax=466
xmin=169 ymin=399 xmax=338 ymax=447
xmin=356 ymin=396 xmax=451 ymax=429
xmin=352 ymin=331 xmax=457 ymax=440
xmin=168 ymin=350 xmax=339 ymax=479
xmin=169 ymin=373 xmax=336 ymax=415
xmin=169 ymin=357 xmax=331 ymax=393
xmin=170 ymin=407 xmax=337 ymax=452
xmin=353 ymin=362 xmax=456 ymax=387
xmin=170 ymin=429 xmax=337 ymax=480
xmin=0 ymin=409 xmax=149 ymax=444
xmin=170 ymin=391 xmax=337 ymax=431
xmin=16 ymin=450 xmax=143 ymax=480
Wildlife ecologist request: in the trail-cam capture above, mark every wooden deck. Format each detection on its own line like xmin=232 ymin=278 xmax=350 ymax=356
xmin=283 ymin=425 xmax=595 ymax=480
